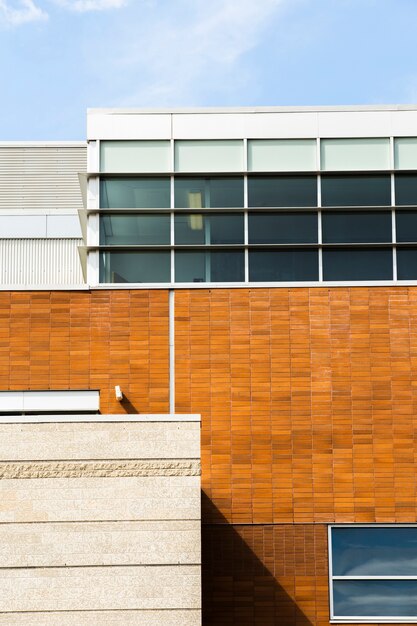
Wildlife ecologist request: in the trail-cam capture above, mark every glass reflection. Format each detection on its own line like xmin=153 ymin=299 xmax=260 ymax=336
xmin=332 ymin=527 xmax=417 ymax=576
xmin=174 ymin=213 xmax=244 ymax=244
xmin=175 ymin=251 xmax=244 ymax=282
xmin=321 ymin=175 xmax=391 ymax=207
xmin=249 ymin=212 xmax=318 ymax=243
xmin=174 ymin=177 xmax=243 ymax=208
xmin=100 ymin=214 xmax=170 ymax=245
xmin=100 ymin=178 xmax=170 ymax=208
xmin=334 ymin=580 xmax=417 ymax=617
xmin=249 ymin=250 xmax=319 ymax=281
xmin=322 ymin=211 xmax=392 ymax=243
xmin=323 ymin=249 xmax=392 ymax=281
xmin=99 ymin=252 xmax=170 ymax=283
xmin=248 ymin=175 xmax=317 ymax=207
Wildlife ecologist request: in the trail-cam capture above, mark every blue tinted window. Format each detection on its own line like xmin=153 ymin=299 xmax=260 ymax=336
xmin=248 ymin=176 xmax=317 ymax=207
xmin=321 ymin=175 xmax=391 ymax=207
xmin=322 ymin=211 xmax=392 ymax=243
xmin=249 ymin=212 xmax=318 ymax=244
xmin=100 ymin=178 xmax=170 ymax=208
xmin=323 ymin=249 xmax=392 ymax=281
xmin=175 ymin=251 xmax=244 ymax=282
xmin=334 ymin=580 xmax=417 ymax=617
xmin=249 ymin=250 xmax=318 ymax=281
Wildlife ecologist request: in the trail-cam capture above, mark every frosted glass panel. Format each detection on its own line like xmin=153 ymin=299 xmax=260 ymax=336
xmin=175 ymin=140 xmax=243 ymax=172
xmin=321 ymin=138 xmax=390 ymax=171
xmin=248 ymin=139 xmax=316 ymax=171
xmin=394 ymin=138 xmax=417 ymax=169
xmin=100 ymin=141 xmax=171 ymax=173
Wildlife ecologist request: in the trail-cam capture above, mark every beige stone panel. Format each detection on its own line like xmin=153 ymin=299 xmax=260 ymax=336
xmin=0 ymin=609 xmax=202 ymax=625
xmin=0 ymin=521 xmax=201 ymax=567
xmin=0 ymin=423 xmax=200 ymax=461
xmin=0 ymin=476 xmax=200 ymax=522
xmin=0 ymin=565 xmax=201 ymax=612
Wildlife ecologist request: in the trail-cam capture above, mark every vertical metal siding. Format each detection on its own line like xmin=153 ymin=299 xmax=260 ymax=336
xmin=0 ymin=239 xmax=84 ymax=286
xmin=0 ymin=146 xmax=86 ymax=210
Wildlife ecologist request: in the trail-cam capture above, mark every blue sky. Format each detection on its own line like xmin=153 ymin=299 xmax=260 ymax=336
xmin=1 ymin=0 xmax=417 ymax=139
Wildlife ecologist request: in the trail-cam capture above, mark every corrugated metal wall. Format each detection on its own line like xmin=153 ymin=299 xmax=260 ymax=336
xmin=0 ymin=239 xmax=84 ymax=286
xmin=0 ymin=146 xmax=86 ymax=210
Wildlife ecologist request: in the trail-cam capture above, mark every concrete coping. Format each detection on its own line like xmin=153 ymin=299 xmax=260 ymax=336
xmin=0 ymin=414 xmax=201 ymax=424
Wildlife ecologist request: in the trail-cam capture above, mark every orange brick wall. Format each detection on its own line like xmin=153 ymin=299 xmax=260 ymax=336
xmin=0 ymin=290 xmax=169 ymax=414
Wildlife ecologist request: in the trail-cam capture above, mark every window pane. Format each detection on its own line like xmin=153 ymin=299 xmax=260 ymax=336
xmin=397 ymin=248 xmax=417 ymax=279
xmin=100 ymin=141 xmax=171 ymax=173
xmin=395 ymin=174 xmax=417 ymax=205
xmin=175 ymin=140 xmax=244 ymax=172
xmin=249 ymin=212 xmax=318 ymax=243
xmin=248 ymin=176 xmax=317 ymax=207
xmin=396 ymin=211 xmax=417 ymax=242
xmin=100 ymin=252 xmax=170 ymax=283
xmin=321 ymin=175 xmax=391 ymax=206
xmin=100 ymin=178 xmax=170 ymax=208
xmin=249 ymin=250 xmax=318 ymax=281
xmin=175 ymin=251 xmax=244 ymax=282
xmin=174 ymin=177 xmax=243 ymax=208
xmin=333 ymin=580 xmax=417 ymax=618
xmin=323 ymin=248 xmax=392 ymax=280
xmin=322 ymin=211 xmax=392 ymax=243
xmin=175 ymin=214 xmax=244 ymax=244
xmin=394 ymin=138 xmax=417 ymax=170
xmin=321 ymin=138 xmax=390 ymax=171
xmin=332 ymin=527 xmax=417 ymax=576
xmin=100 ymin=214 xmax=170 ymax=245
xmin=248 ymin=139 xmax=317 ymax=172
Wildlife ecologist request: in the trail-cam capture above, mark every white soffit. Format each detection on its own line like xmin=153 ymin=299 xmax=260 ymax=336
xmin=391 ymin=110 xmax=417 ymax=136
xmin=0 ymin=390 xmax=99 ymax=413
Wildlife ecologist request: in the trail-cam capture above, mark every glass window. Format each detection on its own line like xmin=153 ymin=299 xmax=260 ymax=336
xmin=248 ymin=176 xmax=317 ymax=207
xmin=100 ymin=214 xmax=170 ymax=245
xmin=330 ymin=526 xmax=417 ymax=621
xmin=321 ymin=138 xmax=390 ymax=171
xmin=321 ymin=175 xmax=391 ymax=207
xmin=174 ymin=140 xmax=244 ymax=173
xmin=249 ymin=249 xmax=319 ymax=281
xmin=397 ymin=249 xmax=417 ymax=279
xmin=322 ymin=211 xmax=392 ymax=243
xmin=394 ymin=138 xmax=417 ymax=170
xmin=175 ymin=250 xmax=244 ymax=282
xmin=395 ymin=174 xmax=417 ymax=205
xmin=100 ymin=141 xmax=171 ymax=173
xmin=100 ymin=178 xmax=170 ymax=209
xmin=396 ymin=211 xmax=417 ymax=242
xmin=323 ymin=248 xmax=392 ymax=280
xmin=175 ymin=214 xmax=244 ymax=244
xmin=249 ymin=212 xmax=318 ymax=243
xmin=248 ymin=139 xmax=317 ymax=172
xmin=174 ymin=177 xmax=243 ymax=208
xmin=99 ymin=251 xmax=170 ymax=283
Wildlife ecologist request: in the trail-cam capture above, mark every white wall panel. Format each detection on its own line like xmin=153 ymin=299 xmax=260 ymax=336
xmin=318 ymin=112 xmax=392 ymax=137
xmin=88 ymin=113 xmax=171 ymax=140
xmin=0 ymin=238 xmax=84 ymax=286
xmin=391 ymin=111 xmax=417 ymax=136
xmin=0 ymin=146 xmax=86 ymax=211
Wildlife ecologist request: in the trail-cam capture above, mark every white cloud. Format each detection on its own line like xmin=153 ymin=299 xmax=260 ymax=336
xmin=53 ymin=0 xmax=126 ymax=12
xmin=0 ymin=0 xmax=47 ymax=25
xmin=113 ymin=0 xmax=289 ymax=105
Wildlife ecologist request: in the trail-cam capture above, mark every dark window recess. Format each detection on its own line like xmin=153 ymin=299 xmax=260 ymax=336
xmin=248 ymin=212 xmax=318 ymax=244
xmin=395 ymin=174 xmax=417 ymax=205
xmin=174 ymin=213 xmax=244 ymax=244
xmin=397 ymin=248 xmax=417 ymax=279
xmin=321 ymin=175 xmax=391 ymax=207
xmin=396 ymin=211 xmax=417 ymax=242
xmin=323 ymin=248 xmax=392 ymax=280
xmin=100 ymin=214 xmax=170 ymax=245
xmin=175 ymin=250 xmax=244 ymax=282
xmin=248 ymin=176 xmax=317 ymax=207
xmin=322 ymin=211 xmax=392 ymax=243
xmin=174 ymin=177 xmax=244 ymax=208
xmin=249 ymin=249 xmax=319 ymax=281
xmin=99 ymin=251 xmax=171 ymax=283
xmin=100 ymin=178 xmax=170 ymax=208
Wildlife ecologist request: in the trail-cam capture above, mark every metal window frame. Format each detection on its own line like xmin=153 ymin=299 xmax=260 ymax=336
xmin=329 ymin=524 xmax=417 ymax=623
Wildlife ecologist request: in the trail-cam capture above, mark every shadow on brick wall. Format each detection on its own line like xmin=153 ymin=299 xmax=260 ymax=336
xmin=201 ymin=492 xmax=314 ymax=626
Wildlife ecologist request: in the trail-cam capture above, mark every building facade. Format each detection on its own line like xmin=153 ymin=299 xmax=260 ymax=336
xmin=2 ymin=106 xmax=417 ymax=624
